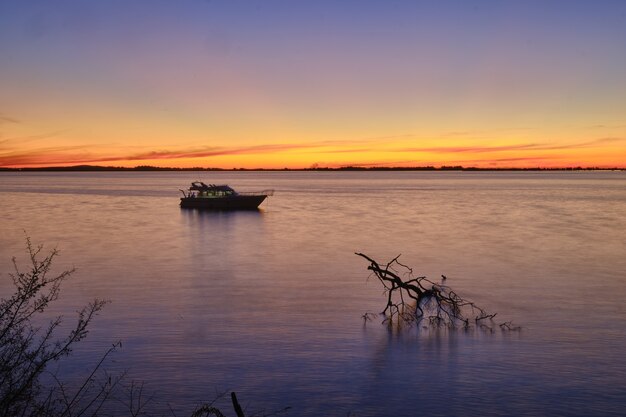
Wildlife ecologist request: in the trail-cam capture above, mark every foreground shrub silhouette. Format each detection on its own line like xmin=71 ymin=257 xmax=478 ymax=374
xmin=0 ymin=237 xmax=113 ymax=416
xmin=1 ymin=238 xmax=289 ymax=417
xmin=356 ymin=253 xmax=518 ymax=331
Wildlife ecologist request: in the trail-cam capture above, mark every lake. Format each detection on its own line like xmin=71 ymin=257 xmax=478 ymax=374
xmin=1 ymin=171 xmax=625 ymax=416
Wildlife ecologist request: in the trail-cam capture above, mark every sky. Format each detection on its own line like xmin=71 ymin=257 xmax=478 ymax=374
xmin=1 ymin=0 xmax=625 ymax=169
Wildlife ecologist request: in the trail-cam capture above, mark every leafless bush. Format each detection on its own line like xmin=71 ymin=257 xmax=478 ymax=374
xmin=0 ymin=236 xmax=115 ymax=416
xmin=1 ymin=237 xmax=288 ymax=417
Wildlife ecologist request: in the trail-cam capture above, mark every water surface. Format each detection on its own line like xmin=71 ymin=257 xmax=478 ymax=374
xmin=1 ymin=171 xmax=625 ymax=416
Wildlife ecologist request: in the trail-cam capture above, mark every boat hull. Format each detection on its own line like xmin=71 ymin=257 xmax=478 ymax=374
xmin=180 ymin=195 xmax=267 ymax=210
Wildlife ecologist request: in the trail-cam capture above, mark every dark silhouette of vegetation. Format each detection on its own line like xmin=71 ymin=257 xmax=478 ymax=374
xmin=189 ymin=391 xmax=290 ymax=417
xmin=1 ymin=237 xmax=289 ymax=416
xmin=356 ymin=253 xmax=519 ymax=331
xmin=0 ymin=236 xmax=113 ymax=416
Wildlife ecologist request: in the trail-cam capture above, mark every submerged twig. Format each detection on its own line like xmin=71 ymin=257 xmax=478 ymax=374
xmin=356 ymin=253 xmax=518 ymax=331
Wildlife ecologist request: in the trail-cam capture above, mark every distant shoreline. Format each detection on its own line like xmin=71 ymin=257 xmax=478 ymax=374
xmin=0 ymin=165 xmax=624 ymax=172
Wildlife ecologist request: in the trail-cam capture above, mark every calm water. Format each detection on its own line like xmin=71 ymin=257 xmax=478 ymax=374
xmin=1 ymin=171 xmax=625 ymax=416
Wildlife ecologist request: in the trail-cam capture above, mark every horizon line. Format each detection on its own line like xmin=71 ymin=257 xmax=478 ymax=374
xmin=1 ymin=164 xmax=624 ymax=172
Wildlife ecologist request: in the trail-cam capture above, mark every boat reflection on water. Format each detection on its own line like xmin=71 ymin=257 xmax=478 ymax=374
xmin=179 ymin=181 xmax=274 ymax=210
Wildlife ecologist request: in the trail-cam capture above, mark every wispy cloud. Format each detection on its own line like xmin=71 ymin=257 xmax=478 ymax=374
xmin=302 ymin=148 xmax=372 ymax=154
xmin=400 ymin=137 xmax=626 ymax=154
xmin=0 ymin=142 xmax=323 ymax=167
xmin=585 ymin=124 xmax=626 ymax=129
xmin=117 ymin=143 xmax=319 ymax=161
xmin=0 ymin=113 xmax=20 ymax=124
xmin=439 ymin=127 xmax=535 ymax=138
xmin=0 ymin=131 xmax=66 ymax=150
xmin=588 ymin=137 xmax=625 ymax=145
xmin=402 ymin=144 xmax=542 ymax=153
xmin=2 ymin=135 xmax=624 ymax=168
xmin=550 ymin=137 xmax=626 ymax=149
xmin=324 ymin=159 xmax=422 ymax=168
xmin=0 ymin=145 xmax=99 ymax=166
xmin=0 ymin=135 xmax=409 ymax=167
xmin=324 ymin=134 xmax=416 ymax=144
xmin=462 ymin=156 xmax=559 ymax=163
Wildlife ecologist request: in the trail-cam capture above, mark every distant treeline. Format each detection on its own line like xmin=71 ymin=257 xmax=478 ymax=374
xmin=0 ymin=164 xmax=623 ymax=172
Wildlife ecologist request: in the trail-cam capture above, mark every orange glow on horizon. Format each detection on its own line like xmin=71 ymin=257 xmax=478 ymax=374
xmin=2 ymin=135 xmax=624 ymax=169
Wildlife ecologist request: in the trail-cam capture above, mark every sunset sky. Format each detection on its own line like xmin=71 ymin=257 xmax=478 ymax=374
xmin=1 ymin=0 xmax=625 ymax=169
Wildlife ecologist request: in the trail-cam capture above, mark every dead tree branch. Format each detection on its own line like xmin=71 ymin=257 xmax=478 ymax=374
xmin=356 ymin=253 xmax=518 ymax=331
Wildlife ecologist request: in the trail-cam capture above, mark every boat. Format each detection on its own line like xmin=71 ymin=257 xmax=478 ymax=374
xmin=179 ymin=181 xmax=273 ymax=210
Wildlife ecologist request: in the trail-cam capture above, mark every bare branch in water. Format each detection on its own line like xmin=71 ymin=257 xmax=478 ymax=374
xmin=356 ymin=253 xmax=519 ymax=331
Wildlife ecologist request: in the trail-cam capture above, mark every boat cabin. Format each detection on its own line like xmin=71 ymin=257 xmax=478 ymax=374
xmin=186 ymin=181 xmax=238 ymax=198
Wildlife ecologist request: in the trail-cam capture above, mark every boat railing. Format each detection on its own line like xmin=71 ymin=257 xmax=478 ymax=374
xmin=238 ymin=189 xmax=275 ymax=196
